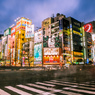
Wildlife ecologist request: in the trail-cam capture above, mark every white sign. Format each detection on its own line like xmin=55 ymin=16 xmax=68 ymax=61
xmin=34 ymin=31 xmax=43 ymax=43
xmin=92 ymin=34 xmax=95 ymax=41
xmin=25 ymin=25 xmax=34 ymax=38
xmin=44 ymin=48 xmax=59 ymax=55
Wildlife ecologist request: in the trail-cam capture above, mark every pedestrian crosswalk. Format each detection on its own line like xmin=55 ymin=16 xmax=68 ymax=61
xmin=0 ymin=79 xmax=95 ymax=95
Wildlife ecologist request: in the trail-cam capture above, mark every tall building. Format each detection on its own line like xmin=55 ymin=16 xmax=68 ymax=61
xmin=15 ymin=17 xmax=33 ymax=66
xmin=67 ymin=17 xmax=84 ymax=64
xmin=1 ymin=28 xmax=11 ymax=66
xmin=11 ymin=25 xmax=16 ymax=66
xmin=42 ymin=13 xmax=71 ymax=66
xmin=83 ymin=22 xmax=94 ymax=64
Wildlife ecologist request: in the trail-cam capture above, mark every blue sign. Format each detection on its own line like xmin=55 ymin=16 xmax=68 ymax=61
xmin=87 ymin=58 xmax=89 ymax=64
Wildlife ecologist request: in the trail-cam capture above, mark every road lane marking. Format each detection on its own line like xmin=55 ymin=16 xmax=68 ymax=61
xmin=5 ymin=86 xmax=31 ymax=95
xmin=63 ymin=87 xmax=95 ymax=94
xmin=17 ymin=85 xmax=55 ymax=95
xmin=36 ymin=82 xmax=55 ymax=87
xmin=0 ymin=89 xmax=11 ymax=95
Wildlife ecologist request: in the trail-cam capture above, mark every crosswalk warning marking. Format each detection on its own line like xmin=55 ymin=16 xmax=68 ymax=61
xmin=0 ymin=89 xmax=11 ymax=95
xmin=63 ymin=87 xmax=95 ymax=94
xmin=5 ymin=86 xmax=32 ymax=95
xmin=17 ymin=84 xmax=55 ymax=95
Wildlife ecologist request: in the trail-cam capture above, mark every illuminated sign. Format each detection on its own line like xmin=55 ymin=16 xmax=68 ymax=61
xmin=64 ymin=47 xmax=70 ymax=51
xmin=34 ymin=31 xmax=43 ymax=43
xmin=73 ymin=30 xmax=82 ymax=36
xmin=48 ymin=36 xmax=55 ymax=48
xmin=25 ymin=25 xmax=34 ymax=38
xmin=84 ymin=23 xmax=93 ymax=33
xmin=11 ymin=26 xmax=16 ymax=34
xmin=74 ymin=52 xmax=83 ymax=55
xmin=92 ymin=34 xmax=95 ymax=41
xmin=2 ymin=36 xmax=7 ymax=45
xmin=59 ymin=30 xmax=63 ymax=37
xmin=34 ymin=44 xmax=42 ymax=64
xmin=44 ymin=48 xmax=59 ymax=55
xmin=4 ymin=28 xmax=11 ymax=36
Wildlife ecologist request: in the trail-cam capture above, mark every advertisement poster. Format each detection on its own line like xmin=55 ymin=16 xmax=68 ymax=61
xmin=34 ymin=44 xmax=42 ymax=64
xmin=44 ymin=48 xmax=59 ymax=55
xmin=34 ymin=31 xmax=43 ymax=43
xmin=25 ymin=25 xmax=34 ymax=38
xmin=84 ymin=23 xmax=93 ymax=33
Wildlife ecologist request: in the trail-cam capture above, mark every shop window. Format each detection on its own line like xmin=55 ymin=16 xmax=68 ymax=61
xmin=22 ymin=34 xmax=24 ymax=36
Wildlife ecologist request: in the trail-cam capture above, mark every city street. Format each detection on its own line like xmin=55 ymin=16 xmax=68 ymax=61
xmin=0 ymin=65 xmax=95 ymax=95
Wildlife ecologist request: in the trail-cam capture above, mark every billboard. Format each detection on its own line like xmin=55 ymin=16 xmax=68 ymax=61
xmin=11 ymin=25 xmax=16 ymax=35
xmin=84 ymin=23 xmax=93 ymax=33
xmin=44 ymin=48 xmax=59 ymax=55
xmin=42 ymin=17 xmax=52 ymax=28
xmin=7 ymin=35 xmax=11 ymax=56
xmin=2 ymin=36 xmax=7 ymax=45
xmin=34 ymin=31 xmax=43 ymax=43
xmin=34 ymin=44 xmax=42 ymax=64
xmin=25 ymin=25 xmax=34 ymax=38
xmin=92 ymin=34 xmax=95 ymax=41
xmin=29 ymin=41 xmax=34 ymax=57
xmin=4 ymin=28 xmax=11 ymax=36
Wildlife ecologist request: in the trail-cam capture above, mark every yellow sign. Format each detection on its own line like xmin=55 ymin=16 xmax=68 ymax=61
xmin=74 ymin=52 xmax=83 ymax=55
xmin=42 ymin=18 xmax=51 ymax=27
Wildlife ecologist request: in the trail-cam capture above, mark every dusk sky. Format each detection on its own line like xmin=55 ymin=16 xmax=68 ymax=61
xmin=0 ymin=0 xmax=95 ymax=33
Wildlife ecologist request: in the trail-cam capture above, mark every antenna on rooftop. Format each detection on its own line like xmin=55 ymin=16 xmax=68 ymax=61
xmin=52 ymin=14 xmax=54 ymax=18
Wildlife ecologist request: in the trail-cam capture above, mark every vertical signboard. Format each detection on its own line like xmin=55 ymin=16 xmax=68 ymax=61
xmin=34 ymin=31 xmax=43 ymax=43
xmin=34 ymin=44 xmax=42 ymax=64
xmin=25 ymin=25 xmax=34 ymax=38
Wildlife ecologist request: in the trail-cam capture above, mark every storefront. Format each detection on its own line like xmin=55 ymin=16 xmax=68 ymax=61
xmin=43 ymin=48 xmax=63 ymax=65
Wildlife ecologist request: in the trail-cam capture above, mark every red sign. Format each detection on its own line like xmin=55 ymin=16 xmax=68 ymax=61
xmin=84 ymin=23 xmax=93 ymax=33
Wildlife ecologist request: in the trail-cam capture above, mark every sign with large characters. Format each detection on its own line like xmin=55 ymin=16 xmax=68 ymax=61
xmin=34 ymin=44 xmax=42 ymax=64
xmin=84 ymin=23 xmax=93 ymax=33
xmin=2 ymin=36 xmax=7 ymax=45
xmin=7 ymin=35 xmax=11 ymax=56
xmin=34 ymin=31 xmax=43 ymax=43
xmin=4 ymin=28 xmax=11 ymax=36
xmin=25 ymin=25 xmax=34 ymax=38
xmin=16 ymin=17 xmax=32 ymax=31
xmin=44 ymin=48 xmax=59 ymax=55
xmin=42 ymin=17 xmax=51 ymax=28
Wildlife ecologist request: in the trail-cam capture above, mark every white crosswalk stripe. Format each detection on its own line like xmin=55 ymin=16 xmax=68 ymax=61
xmin=35 ymin=82 xmax=82 ymax=95
xmin=36 ymin=82 xmax=55 ymax=87
xmin=63 ymin=87 xmax=95 ymax=94
xmin=27 ymin=83 xmax=62 ymax=92
xmin=0 ymin=89 xmax=11 ymax=95
xmin=5 ymin=86 xmax=32 ymax=95
xmin=17 ymin=84 xmax=55 ymax=95
xmin=0 ymin=80 xmax=94 ymax=95
xmin=50 ymin=80 xmax=95 ymax=90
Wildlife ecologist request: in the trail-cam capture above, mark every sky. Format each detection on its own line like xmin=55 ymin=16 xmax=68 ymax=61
xmin=0 ymin=0 xmax=95 ymax=34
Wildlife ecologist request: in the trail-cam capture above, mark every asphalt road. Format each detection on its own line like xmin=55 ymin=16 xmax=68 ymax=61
xmin=0 ymin=65 xmax=95 ymax=95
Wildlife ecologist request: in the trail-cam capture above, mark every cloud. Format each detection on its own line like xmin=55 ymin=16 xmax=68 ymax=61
xmin=23 ymin=0 xmax=80 ymax=26
xmin=0 ymin=0 xmax=80 ymax=33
